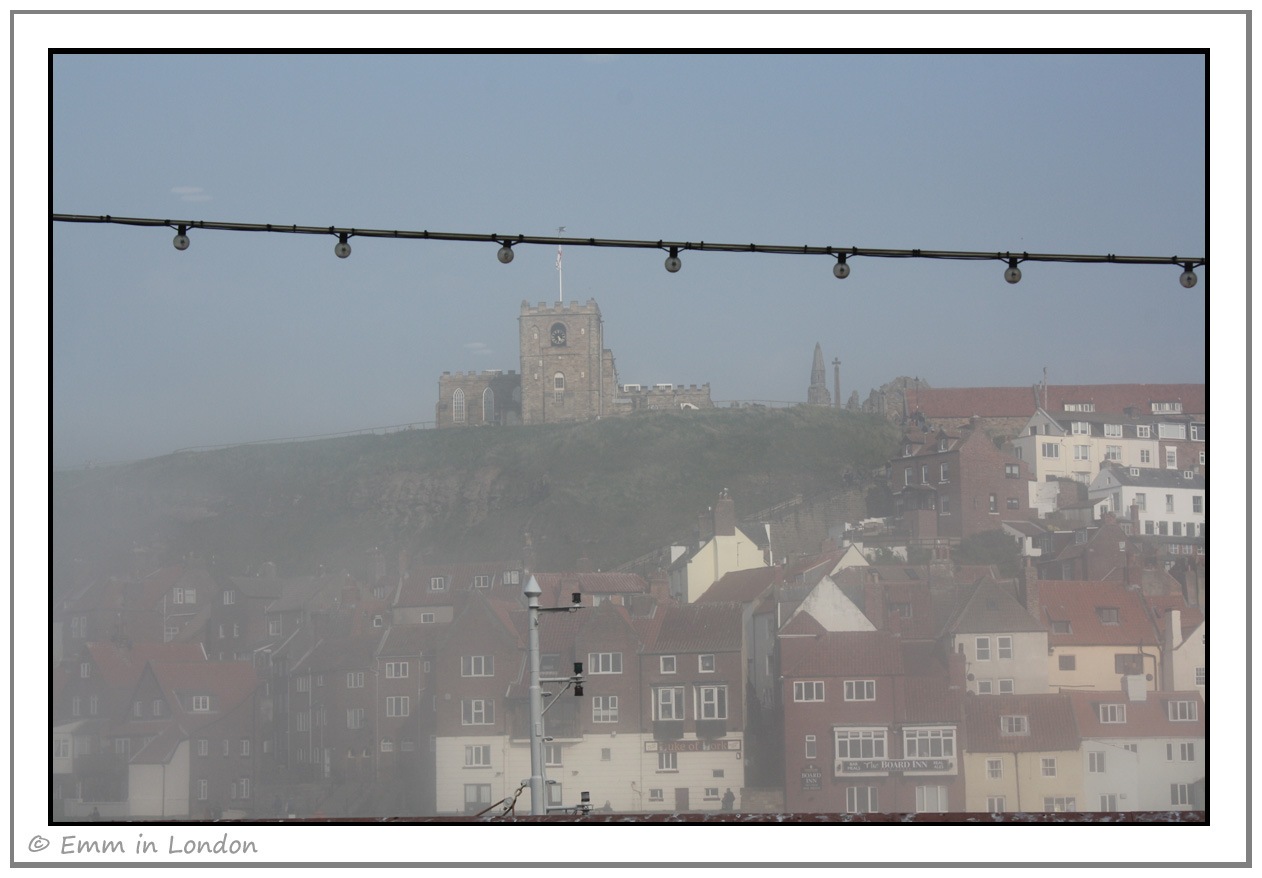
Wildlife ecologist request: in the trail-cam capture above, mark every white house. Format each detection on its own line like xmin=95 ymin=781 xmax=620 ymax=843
xmin=1088 ymin=463 xmax=1205 ymax=539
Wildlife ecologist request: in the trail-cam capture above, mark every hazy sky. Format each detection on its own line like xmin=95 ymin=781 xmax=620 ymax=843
xmin=52 ymin=51 xmax=1205 ymax=467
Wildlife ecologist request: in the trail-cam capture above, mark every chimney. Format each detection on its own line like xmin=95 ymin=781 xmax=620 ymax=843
xmin=649 ymin=570 xmax=671 ymax=604
xmin=1021 ymin=560 xmax=1041 ymax=623
xmin=863 ymin=579 xmax=885 ymax=630
xmin=713 ymin=490 xmax=737 ymax=537
xmin=698 ymin=509 xmax=715 ymax=544
xmin=1166 ymin=608 xmax=1181 ymax=652
xmin=1124 ymin=674 xmax=1148 ymax=702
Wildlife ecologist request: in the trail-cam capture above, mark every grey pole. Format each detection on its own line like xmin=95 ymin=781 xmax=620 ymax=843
xmin=524 ymin=575 xmax=546 ymax=815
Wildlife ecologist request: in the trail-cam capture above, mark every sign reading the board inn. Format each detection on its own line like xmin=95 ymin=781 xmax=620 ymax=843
xmin=839 ymin=758 xmax=952 ymax=774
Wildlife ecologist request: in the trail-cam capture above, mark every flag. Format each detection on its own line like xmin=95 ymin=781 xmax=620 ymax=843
xmin=556 ymin=246 xmax=563 ymax=272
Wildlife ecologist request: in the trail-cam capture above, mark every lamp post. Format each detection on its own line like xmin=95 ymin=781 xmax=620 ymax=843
xmin=523 ymin=576 xmax=587 ymax=816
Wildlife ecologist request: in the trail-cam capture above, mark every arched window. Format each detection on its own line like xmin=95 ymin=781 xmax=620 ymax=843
xmin=482 ymin=387 xmax=495 ymax=424
xmin=553 ymin=372 xmax=565 ymax=404
xmin=452 ymin=388 xmax=466 ymax=423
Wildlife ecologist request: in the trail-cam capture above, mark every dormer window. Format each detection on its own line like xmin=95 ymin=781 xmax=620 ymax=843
xmin=1136 ymin=425 xmax=1151 ymax=439
xmin=1168 ymin=700 xmax=1198 ymax=721
xmin=190 ymin=695 xmax=210 ymax=712
xmin=1103 ymin=424 xmax=1122 ymax=438
xmin=1051 ymin=620 xmax=1072 ymax=635
xmin=903 ymin=444 xmax=913 ymax=457
xmin=999 ymin=715 xmax=1029 ymax=736
xmin=430 ymin=577 xmax=447 ymax=591
xmin=1183 ymin=471 xmax=1193 ymax=480
xmin=1129 ymin=468 xmax=1140 ymax=477
xmin=1071 ymin=421 xmax=1090 ymax=435
xmin=1099 ymin=703 xmax=1126 ymax=723
xmin=1096 ymin=607 xmax=1120 ymax=625
xmin=938 ymin=438 xmax=948 ymax=452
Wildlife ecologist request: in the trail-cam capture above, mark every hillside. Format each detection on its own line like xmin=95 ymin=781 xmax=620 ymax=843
xmin=52 ymin=406 xmax=899 ymax=591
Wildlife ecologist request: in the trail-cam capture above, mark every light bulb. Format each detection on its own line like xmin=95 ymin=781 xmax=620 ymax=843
xmin=172 ymin=226 xmax=190 ymax=251
xmin=1179 ymin=265 xmax=1198 ymax=289
xmin=497 ymin=244 xmax=514 ymax=264
xmin=334 ymin=234 xmax=351 ymax=259
xmin=833 ymin=256 xmax=850 ymax=279
xmin=1004 ymin=258 xmax=1022 ymax=284
xmin=664 ymin=247 xmax=681 ymax=273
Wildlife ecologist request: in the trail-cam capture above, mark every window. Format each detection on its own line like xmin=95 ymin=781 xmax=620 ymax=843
xmin=1195 ymin=667 xmax=1205 ymax=686
xmin=1145 ymin=521 xmax=1155 ymax=535
xmin=1104 ymin=424 xmax=1122 ymax=438
xmin=223 ymin=739 xmax=230 ymax=756
xmin=696 ymin=685 xmax=728 ymax=720
xmin=999 ymin=715 xmax=1029 ymax=736
xmin=482 ymin=387 xmax=495 ymax=424
xmin=1167 ymin=742 xmax=1195 ymax=762
xmin=197 ymin=779 xmax=208 ymax=801
xmin=1042 ymin=443 xmax=1060 ymax=458
xmin=846 ymin=786 xmax=879 ymax=814
xmin=588 ymin=652 xmax=623 ymax=674
xmin=1088 ymin=751 xmax=1106 ymax=773
xmin=1005 ymin=463 xmax=1020 ymax=479
xmin=1165 ymin=493 xmax=1175 ymax=512
xmin=1164 ymin=448 xmax=1178 ymax=469
xmin=805 ymin=735 xmax=817 ymax=760
xmin=1105 ymin=445 xmax=1122 ymax=461
xmin=1171 ymin=784 xmax=1191 ymax=806
xmin=197 ymin=739 xmax=209 ymax=756
xmin=1099 ymin=703 xmax=1127 ymax=723
xmin=461 ymin=655 xmax=494 ymax=677
xmin=1071 ymin=421 xmax=1089 ymax=435
xmin=1199 ymin=450 xmax=1205 ymax=465
xmin=1172 ymin=522 xmax=1182 ymax=537
xmin=1051 ymin=620 xmax=1072 ymax=635
xmin=654 ymin=686 xmax=684 ymax=721
xmin=470 ymin=574 xmax=492 ymax=589
xmin=986 ymin=758 xmax=1003 ymax=779
xmin=998 ymin=679 xmax=1014 ymax=694
xmin=1058 ymin=655 xmax=1076 ymax=671
xmin=997 ymin=636 xmax=1013 ymax=660
xmin=387 ymin=696 xmax=409 ymax=717
xmin=1140 ymin=449 xmax=1152 ymax=464
xmin=191 ymin=695 xmax=210 ymax=712
xmin=939 ymin=463 xmax=949 ymax=482
xmin=385 ymin=662 xmax=408 ymax=679
xmin=430 ymin=576 xmax=446 ymax=591
xmin=421 ymin=613 xmax=435 ymax=624
xmin=545 ymin=744 xmax=563 ymax=766
xmin=697 ymin=653 xmax=716 ymax=673
xmin=904 ymin=468 xmax=913 ymax=486
xmin=976 ymin=680 xmax=993 ymax=694
xmin=921 ymin=465 xmax=929 ymax=484
xmin=1074 ymin=445 xmax=1090 ymax=461
xmin=649 ymin=788 xmax=663 ymax=802
xmin=295 ymin=713 xmax=309 ymax=732
xmin=1097 ymin=607 xmax=1120 ymax=625
xmin=1136 ymin=425 xmax=1151 ymax=439
xmin=1168 ymin=700 xmax=1198 ymax=721
xmin=296 ymin=676 xmax=310 ymax=692
xmin=1134 ymin=493 xmax=1147 ymax=512
xmin=1114 ymin=654 xmax=1142 ymax=675
xmin=1158 ymin=422 xmax=1186 ymax=438
xmin=601 ymin=749 xmax=611 ymax=762
xmin=903 ymin=727 xmax=955 ymax=758
xmin=844 ymin=680 xmax=876 ymax=701
xmin=462 ymin=699 xmax=493 ymax=725
xmin=269 ymin=619 xmax=282 ymax=636
xmin=975 ymin=637 xmax=991 ymax=661
xmin=553 ymin=372 xmax=565 ymax=403
xmin=1007 ymin=497 xmax=1020 ymax=510
xmin=223 ymin=590 xmax=236 ymax=605
xmin=452 ymin=388 xmax=465 ymax=423
xmin=987 ymin=796 xmax=1006 ymax=813
xmin=1044 ymin=796 xmax=1076 ymax=812
xmin=1063 ymin=403 xmax=1095 ymax=412
xmin=464 ymin=784 xmax=491 ymax=811
xmin=1157 ymin=520 xmax=1168 ymax=535
xmin=794 ymin=681 xmax=824 ymax=702
xmin=835 ymin=728 xmax=887 ymax=760
xmin=660 ymin=655 xmax=676 ymax=674
xmin=887 ymin=602 xmax=912 ymax=619
xmin=1041 ymin=757 xmax=1057 ymax=777
xmin=915 ymin=785 xmax=948 ymax=813
xmin=240 ymin=739 xmax=250 ymax=757
xmin=503 ymin=570 xmax=521 ymax=585
xmin=989 ymin=494 xmax=998 ymax=513
xmin=1192 ymin=496 xmax=1202 ymax=514
xmin=380 ymin=739 xmax=393 ymax=753
xmin=939 ymin=496 xmax=950 ymax=515
xmin=347 ymin=708 xmax=365 ymax=729
xmin=657 ymin=751 xmax=677 ymax=772
xmin=1099 ymin=794 xmax=1118 ymax=811
xmin=346 ymin=672 xmax=364 ymax=689
xmin=592 ymin=695 xmax=618 ymax=723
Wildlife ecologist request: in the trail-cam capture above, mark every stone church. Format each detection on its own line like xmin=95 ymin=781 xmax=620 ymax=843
xmin=436 ymin=299 xmax=713 ymax=428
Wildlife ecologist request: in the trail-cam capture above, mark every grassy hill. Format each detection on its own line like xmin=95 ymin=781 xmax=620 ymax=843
xmin=52 ymin=406 xmax=899 ymax=587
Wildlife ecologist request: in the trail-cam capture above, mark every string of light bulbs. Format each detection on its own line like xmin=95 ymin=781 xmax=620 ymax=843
xmin=52 ymin=213 xmax=1205 ymax=288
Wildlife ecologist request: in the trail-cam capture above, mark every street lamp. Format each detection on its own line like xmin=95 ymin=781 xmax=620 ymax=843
xmin=523 ymin=577 xmax=587 ymax=816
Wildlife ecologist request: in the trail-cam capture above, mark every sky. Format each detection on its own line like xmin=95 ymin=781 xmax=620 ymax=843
xmin=48 ymin=49 xmax=1209 ymax=468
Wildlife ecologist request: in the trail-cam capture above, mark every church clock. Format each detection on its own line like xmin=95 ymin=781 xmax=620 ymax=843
xmin=550 ymin=323 xmax=567 ymax=346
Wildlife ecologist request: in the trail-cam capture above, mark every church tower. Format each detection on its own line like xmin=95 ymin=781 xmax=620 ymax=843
xmin=808 ymin=342 xmax=831 ymax=406
xmin=518 ymin=299 xmax=617 ymax=424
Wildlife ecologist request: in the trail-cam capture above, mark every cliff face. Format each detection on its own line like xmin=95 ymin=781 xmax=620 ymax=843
xmin=53 ymin=407 xmax=900 ymax=588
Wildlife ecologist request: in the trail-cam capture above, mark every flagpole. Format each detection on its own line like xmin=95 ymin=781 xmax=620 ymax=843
xmin=556 ymin=225 xmax=566 ymax=303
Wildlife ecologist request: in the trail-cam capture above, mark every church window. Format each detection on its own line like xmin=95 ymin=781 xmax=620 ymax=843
xmin=482 ymin=387 xmax=495 ymax=424
xmin=452 ymin=388 xmax=466 ymax=423
xmin=553 ymin=373 xmax=565 ymax=403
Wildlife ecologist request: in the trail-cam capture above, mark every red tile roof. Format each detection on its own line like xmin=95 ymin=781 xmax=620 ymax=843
xmin=962 ymin=693 xmax=1080 ymax=753
xmin=905 ymin=384 xmax=1205 ymax=420
xmin=649 ymin=602 xmax=744 ymax=653
xmin=697 ymin=567 xmax=779 ymax=603
xmin=782 ymin=630 xmax=905 ymax=678
xmin=84 ymin=641 xmax=206 ymax=688
xmin=1035 ymin=580 xmax=1159 ymax=647
xmin=1066 ymin=690 xmax=1204 ymax=739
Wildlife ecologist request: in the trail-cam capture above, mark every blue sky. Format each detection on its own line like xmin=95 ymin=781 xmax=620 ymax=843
xmin=52 ymin=51 xmax=1205 ymax=467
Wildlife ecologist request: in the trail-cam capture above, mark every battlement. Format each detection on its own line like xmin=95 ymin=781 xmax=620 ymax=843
xmin=440 ymin=369 xmax=518 ymax=380
xmin=520 ymin=298 xmax=602 ymax=317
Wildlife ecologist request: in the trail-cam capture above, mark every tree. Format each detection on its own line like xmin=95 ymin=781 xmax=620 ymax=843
xmin=955 ymin=529 xmax=1022 ymax=578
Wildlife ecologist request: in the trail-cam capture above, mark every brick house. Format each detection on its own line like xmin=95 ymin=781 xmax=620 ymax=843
xmin=891 ymin=420 xmax=1034 ymax=542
